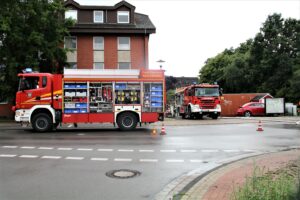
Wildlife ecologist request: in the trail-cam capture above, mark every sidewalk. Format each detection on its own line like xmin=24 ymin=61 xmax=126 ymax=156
xmin=156 ymin=149 xmax=300 ymax=200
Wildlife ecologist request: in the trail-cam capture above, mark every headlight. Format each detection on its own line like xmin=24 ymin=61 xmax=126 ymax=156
xmin=15 ymin=110 xmax=21 ymax=117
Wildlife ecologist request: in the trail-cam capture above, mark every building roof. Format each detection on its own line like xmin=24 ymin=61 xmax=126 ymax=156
xmin=64 ymin=0 xmax=156 ymax=34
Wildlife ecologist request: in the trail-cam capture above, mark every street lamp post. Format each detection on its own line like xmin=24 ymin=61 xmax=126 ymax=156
xmin=156 ymin=59 xmax=165 ymax=70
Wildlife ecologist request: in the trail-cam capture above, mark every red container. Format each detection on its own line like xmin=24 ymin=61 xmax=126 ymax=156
xmin=220 ymin=93 xmax=268 ymax=117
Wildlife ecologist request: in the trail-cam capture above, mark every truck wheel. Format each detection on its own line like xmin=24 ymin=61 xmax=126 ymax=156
xmin=117 ymin=112 xmax=138 ymax=131
xmin=212 ymin=114 xmax=218 ymax=119
xmin=32 ymin=113 xmax=52 ymax=132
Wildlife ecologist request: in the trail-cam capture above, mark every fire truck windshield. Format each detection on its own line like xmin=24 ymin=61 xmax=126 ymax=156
xmin=195 ymin=87 xmax=219 ymax=97
xmin=18 ymin=76 xmax=39 ymax=91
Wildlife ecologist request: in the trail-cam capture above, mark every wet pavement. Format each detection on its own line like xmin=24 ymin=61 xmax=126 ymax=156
xmin=0 ymin=117 xmax=299 ymax=200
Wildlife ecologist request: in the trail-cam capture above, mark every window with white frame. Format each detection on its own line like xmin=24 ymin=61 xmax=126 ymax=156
xmin=117 ymin=11 xmax=129 ymax=23
xmin=65 ymin=36 xmax=77 ymax=49
xmin=94 ymin=11 xmax=103 ymax=23
xmin=93 ymin=37 xmax=104 ymax=50
xmin=118 ymin=37 xmax=130 ymax=50
xmin=118 ymin=62 xmax=130 ymax=69
xmin=65 ymin=10 xmax=77 ymax=21
xmin=94 ymin=62 xmax=104 ymax=69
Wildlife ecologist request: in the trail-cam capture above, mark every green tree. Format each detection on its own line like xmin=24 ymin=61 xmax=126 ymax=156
xmin=0 ymin=0 xmax=73 ymax=102
xmin=199 ymin=13 xmax=300 ymax=102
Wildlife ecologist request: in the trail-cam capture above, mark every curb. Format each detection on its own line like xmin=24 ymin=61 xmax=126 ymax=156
xmin=154 ymin=148 xmax=300 ymax=200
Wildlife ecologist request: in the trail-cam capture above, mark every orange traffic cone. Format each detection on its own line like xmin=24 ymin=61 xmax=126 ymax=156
xmin=257 ymin=120 xmax=264 ymax=132
xmin=160 ymin=123 xmax=166 ymax=135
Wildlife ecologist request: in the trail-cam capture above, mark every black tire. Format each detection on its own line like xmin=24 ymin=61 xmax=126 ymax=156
xmin=187 ymin=106 xmax=194 ymax=119
xmin=244 ymin=111 xmax=251 ymax=117
xmin=212 ymin=114 xmax=218 ymax=119
xmin=117 ymin=112 xmax=138 ymax=131
xmin=32 ymin=113 xmax=52 ymax=132
xmin=196 ymin=114 xmax=203 ymax=119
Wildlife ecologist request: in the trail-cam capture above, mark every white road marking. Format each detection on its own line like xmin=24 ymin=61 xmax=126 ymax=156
xmin=180 ymin=150 xmax=197 ymax=153
xmin=77 ymin=134 xmax=85 ymax=136
xmin=139 ymin=159 xmax=158 ymax=162
xmin=160 ymin=150 xmax=176 ymax=153
xmin=38 ymin=147 xmax=54 ymax=150
xmin=166 ymin=159 xmax=184 ymax=163
xmin=0 ymin=154 xmax=17 ymax=157
xmin=77 ymin=148 xmax=93 ymax=151
xmin=97 ymin=149 xmax=114 ymax=152
xmin=190 ymin=159 xmax=203 ymax=163
xmin=65 ymin=157 xmax=84 ymax=160
xmin=41 ymin=156 xmax=61 ymax=159
xmin=91 ymin=158 xmax=108 ymax=161
xmin=118 ymin=149 xmax=134 ymax=152
xmin=19 ymin=155 xmax=38 ymax=158
xmin=201 ymin=150 xmax=219 ymax=153
xmin=57 ymin=148 xmax=73 ymax=151
xmin=2 ymin=146 xmax=18 ymax=148
xmin=139 ymin=150 xmax=155 ymax=153
xmin=223 ymin=150 xmax=240 ymax=153
xmin=114 ymin=158 xmax=132 ymax=162
xmin=20 ymin=146 xmax=35 ymax=149
xmin=243 ymin=149 xmax=256 ymax=152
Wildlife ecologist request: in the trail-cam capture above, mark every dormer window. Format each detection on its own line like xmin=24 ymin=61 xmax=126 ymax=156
xmin=65 ymin=10 xmax=77 ymax=21
xmin=117 ymin=11 xmax=129 ymax=23
xmin=94 ymin=11 xmax=104 ymax=23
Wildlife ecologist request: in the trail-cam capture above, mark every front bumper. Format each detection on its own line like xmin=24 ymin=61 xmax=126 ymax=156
xmin=190 ymin=104 xmax=221 ymax=114
xmin=15 ymin=109 xmax=30 ymax=122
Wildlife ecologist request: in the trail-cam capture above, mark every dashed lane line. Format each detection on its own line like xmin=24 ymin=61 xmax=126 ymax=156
xmin=114 ymin=158 xmax=133 ymax=162
xmin=38 ymin=147 xmax=54 ymax=150
xmin=201 ymin=150 xmax=219 ymax=153
xmin=118 ymin=149 xmax=134 ymax=152
xmin=91 ymin=158 xmax=109 ymax=161
xmin=97 ymin=149 xmax=114 ymax=152
xmin=139 ymin=150 xmax=155 ymax=153
xmin=77 ymin=148 xmax=93 ymax=151
xmin=166 ymin=159 xmax=184 ymax=163
xmin=2 ymin=146 xmax=18 ymax=149
xmin=0 ymin=154 xmax=17 ymax=157
xmin=160 ymin=150 xmax=177 ymax=153
xmin=57 ymin=148 xmax=73 ymax=151
xmin=139 ymin=159 xmax=158 ymax=162
xmin=190 ymin=159 xmax=203 ymax=163
xmin=20 ymin=146 xmax=35 ymax=149
xmin=41 ymin=156 xmax=62 ymax=159
xmin=19 ymin=155 xmax=39 ymax=158
xmin=181 ymin=150 xmax=197 ymax=153
xmin=65 ymin=157 xmax=84 ymax=160
xmin=224 ymin=150 xmax=240 ymax=153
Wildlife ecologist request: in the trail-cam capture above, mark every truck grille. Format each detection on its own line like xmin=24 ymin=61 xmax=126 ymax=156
xmin=201 ymin=99 xmax=215 ymax=109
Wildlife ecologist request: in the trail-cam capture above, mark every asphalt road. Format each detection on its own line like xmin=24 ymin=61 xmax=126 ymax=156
xmin=0 ymin=119 xmax=299 ymax=200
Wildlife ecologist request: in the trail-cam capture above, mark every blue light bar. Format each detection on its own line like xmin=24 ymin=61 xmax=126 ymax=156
xmin=24 ymin=68 xmax=33 ymax=73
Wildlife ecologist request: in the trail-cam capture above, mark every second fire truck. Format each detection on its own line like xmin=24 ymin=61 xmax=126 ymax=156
xmin=175 ymin=84 xmax=222 ymax=119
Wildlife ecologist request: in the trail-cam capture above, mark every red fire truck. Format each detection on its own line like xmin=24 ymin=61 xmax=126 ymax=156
xmin=174 ymin=84 xmax=221 ymax=119
xmin=13 ymin=68 xmax=165 ymax=132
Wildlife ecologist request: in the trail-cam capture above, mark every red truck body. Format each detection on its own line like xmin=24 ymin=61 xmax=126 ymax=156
xmin=14 ymin=69 xmax=165 ymax=132
xmin=174 ymin=84 xmax=221 ymax=119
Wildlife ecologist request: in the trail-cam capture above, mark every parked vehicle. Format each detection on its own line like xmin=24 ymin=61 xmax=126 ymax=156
xmin=174 ymin=84 xmax=222 ymax=119
xmin=12 ymin=68 xmax=165 ymax=132
xmin=237 ymin=102 xmax=265 ymax=117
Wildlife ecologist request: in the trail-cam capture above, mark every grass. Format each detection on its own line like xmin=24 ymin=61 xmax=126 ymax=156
xmin=231 ymin=160 xmax=300 ymax=200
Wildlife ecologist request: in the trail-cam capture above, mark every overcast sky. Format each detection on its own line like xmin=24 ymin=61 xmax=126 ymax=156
xmin=77 ymin=0 xmax=300 ymax=77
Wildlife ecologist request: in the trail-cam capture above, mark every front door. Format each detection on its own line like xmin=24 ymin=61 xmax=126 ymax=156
xmin=19 ymin=76 xmax=42 ymax=109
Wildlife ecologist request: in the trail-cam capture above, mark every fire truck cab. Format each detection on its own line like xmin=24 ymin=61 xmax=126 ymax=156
xmin=175 ymin=84 xmax=221 ymax=119
xmin=13 ymin=68 xmax=165 ymax=132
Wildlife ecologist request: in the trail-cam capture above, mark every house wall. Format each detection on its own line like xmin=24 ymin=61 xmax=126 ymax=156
xmin=73 ymin=35 xmax=148 ymax=69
